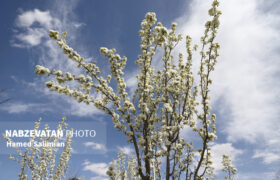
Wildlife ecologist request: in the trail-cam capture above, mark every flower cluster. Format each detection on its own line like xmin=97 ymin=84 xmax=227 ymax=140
xmin=106 ymin=151 xmax=139 ymax=180
xmin=35 ymin=65 xmax=50 ymax=75
xmin=222 ymin=154 xmax=237 ymax=180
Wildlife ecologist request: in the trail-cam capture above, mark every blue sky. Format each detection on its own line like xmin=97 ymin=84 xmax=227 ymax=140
xmin=0 ymin=0 xmax=280 ymax=179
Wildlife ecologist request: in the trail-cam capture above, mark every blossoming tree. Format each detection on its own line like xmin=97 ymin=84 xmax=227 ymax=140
xmin=35 ymin=0 xmax=235 ymax=179
xmin=3 ymin=117 xmax=73 ymax=180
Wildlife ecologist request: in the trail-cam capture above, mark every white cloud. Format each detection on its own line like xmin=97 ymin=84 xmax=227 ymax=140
xmin=83 ymin=160 xmax=108 ymax=177
xmin=84 ymin=141 xmax=107 ymax=152
xmin=236 ymin=171 xmax=276 ymax=180
xmin=16 ymin=9 xmax=53 ymax=28
xmin=90 ymin=176 xmax=108 ymax=180
xmin=117 ymin=145 xmax=133 ymax=156
xmin=12 ymin=9 xmax=60 ymax=48
xmin=125 ymin=73 xmax=138 ymax=97
xmin=71 ymin=147 xmax=78 ymax=154
xmin=253 ymin=150 xmax=280 ymax=164
xmin=175 ymin=0 xmax=280 ymax=164
xmin=14 ymin=28 xmax=45 ymax=46
xmin=0 ymin=102 xmax=51 ymax=114
xmin=210 ymin=143 xmax=243 ymax=172
xmin=213 ymin=0 xmax=280 ymax=144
